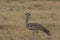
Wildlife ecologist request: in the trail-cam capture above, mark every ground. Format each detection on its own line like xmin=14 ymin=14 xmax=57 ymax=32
xmin=0 ymin=0 xmax=60 ymax=40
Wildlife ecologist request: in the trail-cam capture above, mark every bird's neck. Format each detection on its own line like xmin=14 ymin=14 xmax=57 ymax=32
xmin=26 ymin=16 xmax=29 ymax=25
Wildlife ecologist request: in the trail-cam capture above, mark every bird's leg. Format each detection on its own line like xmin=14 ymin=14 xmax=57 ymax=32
xmin=36 ymin=31 xmax=39 ymax=37
xmin=36 ymin=31 xmax=40 ymax=40
xmin=47 ymin=36 xmax=51 ymax=40
xmin=32 ymin=31 xmax=36 ymax=40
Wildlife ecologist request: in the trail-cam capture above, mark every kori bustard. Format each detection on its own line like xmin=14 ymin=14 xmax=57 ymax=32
xmin=25 ymin=13 xmax=51 ymax=36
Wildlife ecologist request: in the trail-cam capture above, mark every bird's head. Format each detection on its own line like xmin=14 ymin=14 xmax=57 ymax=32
xmin=25 ymin=13 xmax=32 ymax=20
xmin=25 ymin=13 xmax=31 ymax=17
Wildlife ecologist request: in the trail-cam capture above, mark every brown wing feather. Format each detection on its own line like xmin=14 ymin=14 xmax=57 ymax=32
xmin=27 ymin=23 xmax=51 ymax=36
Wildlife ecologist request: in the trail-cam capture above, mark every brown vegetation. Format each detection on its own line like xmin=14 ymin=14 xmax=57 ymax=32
xmin=0 ymin=0 xmax=60 ymax=40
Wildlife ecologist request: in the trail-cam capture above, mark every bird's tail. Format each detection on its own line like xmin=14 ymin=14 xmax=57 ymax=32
xmin=45 ymin=31 xmax=51 ymax=36
xmin=43 ymin=30 xmax=51 ymax=36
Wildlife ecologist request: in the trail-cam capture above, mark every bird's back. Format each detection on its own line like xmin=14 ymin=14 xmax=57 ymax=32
xmin=28 ymin=23 xmax=46 ymax=30
xmin=27 ymin=23 xmax=51 ymax=36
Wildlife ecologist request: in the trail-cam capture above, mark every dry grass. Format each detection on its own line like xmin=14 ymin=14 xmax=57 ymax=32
xmin=0 ymin=0 xmax=60 ymax=40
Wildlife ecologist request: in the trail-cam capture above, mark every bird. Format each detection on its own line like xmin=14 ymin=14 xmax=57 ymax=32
xmin=25 ymin=13 xmax=51 ymax=37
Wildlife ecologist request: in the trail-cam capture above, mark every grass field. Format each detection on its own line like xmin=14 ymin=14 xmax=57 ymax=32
xmin=0 ymin=0 xmax=60 ymax=40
